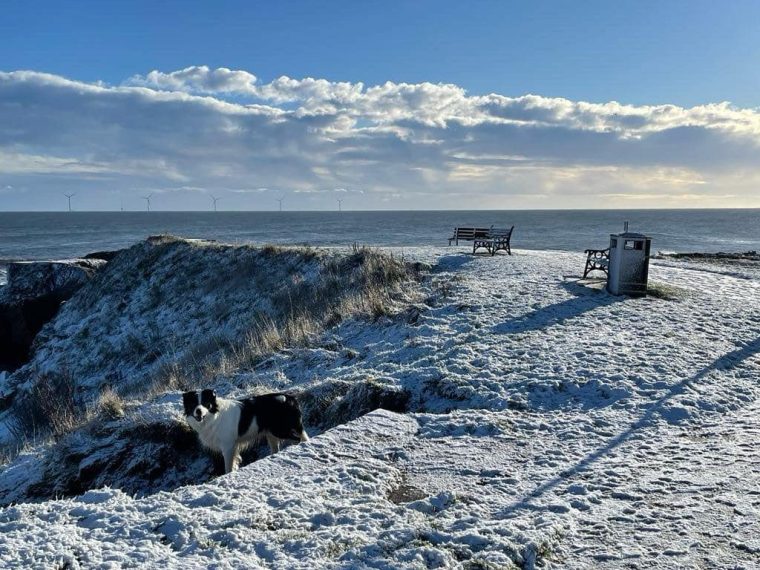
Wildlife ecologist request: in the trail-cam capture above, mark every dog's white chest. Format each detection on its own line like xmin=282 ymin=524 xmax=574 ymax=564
xmin=192 ymin=403 xmax=246 ymax=453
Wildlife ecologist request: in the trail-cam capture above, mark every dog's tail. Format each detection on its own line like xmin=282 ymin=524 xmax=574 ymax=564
xmin=285 ymin=394 xmax=308 ymax=442
xmin=287 ymin=421 xmax=309 ymax=442
xmin=287 ymin=423 xmax=309 ymax=442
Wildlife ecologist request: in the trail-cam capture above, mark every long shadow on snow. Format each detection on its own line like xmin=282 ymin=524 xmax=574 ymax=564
xmin=492 ymin=280 xmax=622 ymax=336
xmin=497 ymin=335 xmax=760 ymax=518
xmin=432 ymin=254 xmax=475 ymax=273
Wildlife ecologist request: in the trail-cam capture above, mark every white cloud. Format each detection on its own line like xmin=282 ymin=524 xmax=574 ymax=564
xmin=127 ymin=66 xmax=259 ymax=96
xmin=1 ymin=68 xmax=760 ymax=209
xmin=128 ymin=67 xmax=760 ymax=136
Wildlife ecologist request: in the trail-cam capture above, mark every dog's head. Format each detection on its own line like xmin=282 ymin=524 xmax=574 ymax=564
xmin=182 ymin=389 xmax=219 ymax=425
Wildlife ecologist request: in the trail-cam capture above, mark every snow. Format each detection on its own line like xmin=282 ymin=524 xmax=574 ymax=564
xmin=1 ymin=245 xmax=759 ymax=568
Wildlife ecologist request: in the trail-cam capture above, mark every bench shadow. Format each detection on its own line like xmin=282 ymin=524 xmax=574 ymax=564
xmin=433 ymin=254 xmax=476 ymax=273
xmin=492 ymin=281 xmax=622 ymax=336
xmin=497 ymin=335 xmax=760 ymax=518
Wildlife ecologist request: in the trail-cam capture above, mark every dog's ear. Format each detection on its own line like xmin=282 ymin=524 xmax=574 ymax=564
xmin=181 ymin=391 xmax=197 ymax=415
xmin=201 ymin=389 xmax=219 ymax=413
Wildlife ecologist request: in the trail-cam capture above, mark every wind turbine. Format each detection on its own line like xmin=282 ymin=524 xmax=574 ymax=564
xmin=142 ymin=194 xmax=153 ymax=212
xmin=64 ymin=193 xmax=76 ymax=212
xmin=276 ymin=196 xmax=284 ymax=212
xmin=337 ymin=198 xmax=344 ymax=212
xmin=211 ymin=195 xmax=221 ymax=212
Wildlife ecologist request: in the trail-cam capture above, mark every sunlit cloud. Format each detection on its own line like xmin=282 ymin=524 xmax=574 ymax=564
xmin=1 ymin=67 xmax=760 ymax=209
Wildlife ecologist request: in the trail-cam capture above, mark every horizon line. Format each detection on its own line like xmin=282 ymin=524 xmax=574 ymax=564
xmin=0 ymin=207 xmax=759 ymax=214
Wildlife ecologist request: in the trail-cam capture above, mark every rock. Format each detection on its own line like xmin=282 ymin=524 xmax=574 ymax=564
xmin=3 ymin=259 xmax=105 ymax=302
xmin=0 ymin=259 xmax=106 ymax=372
xmin=657 ymin=251 xmax=760 ymax=261
xmin=0 ymin=296 xmax=63 ymax=372
xmin=83 ymin=250 xmax=125 ymax=262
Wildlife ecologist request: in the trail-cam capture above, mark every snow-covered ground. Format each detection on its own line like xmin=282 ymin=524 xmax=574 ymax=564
xmin=1 ymin=246 xmax=758 ymax=568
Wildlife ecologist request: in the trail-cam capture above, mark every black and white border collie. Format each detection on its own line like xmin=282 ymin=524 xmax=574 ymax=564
xmin=182 ymin=389 xmax=309 ymax=473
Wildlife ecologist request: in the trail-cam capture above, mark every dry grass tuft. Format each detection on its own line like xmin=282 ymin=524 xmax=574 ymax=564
xmin=8 ymin=371 xmax=83 ymax=442
xmin=96 ymin=387 xmax=125 ymax=420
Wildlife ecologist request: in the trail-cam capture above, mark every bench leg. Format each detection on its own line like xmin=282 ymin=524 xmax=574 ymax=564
xmin=583 ymin=259 xmax=608 ymax=279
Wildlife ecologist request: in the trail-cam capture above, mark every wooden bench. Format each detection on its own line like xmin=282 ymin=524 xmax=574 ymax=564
xmin=474 ymin=226 xmax=514 ymax=256
xmin=583 ymin=248 xmax=610 ymax=278
xmin=449 ymin=226 xmax=514 ymax=256
xmin=448 ymin=227 xmax=492 ymax=246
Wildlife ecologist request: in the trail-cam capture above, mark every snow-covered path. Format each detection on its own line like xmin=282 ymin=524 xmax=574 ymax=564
xmin=0 ymin=247 xmax=758 ymax=568
xmin=272 ymin=247 xmax=760 ymax=567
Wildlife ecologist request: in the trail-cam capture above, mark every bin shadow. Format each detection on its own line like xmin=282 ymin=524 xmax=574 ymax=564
xmin=497 ymin=335 xmax=760 ymax=518
xmin=492 ymin=280 xmax=622 ymax=336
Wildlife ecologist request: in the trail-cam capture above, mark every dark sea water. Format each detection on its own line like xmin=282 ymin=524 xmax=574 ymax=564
xmin=1 ymin=210 xmax=759 ymax=282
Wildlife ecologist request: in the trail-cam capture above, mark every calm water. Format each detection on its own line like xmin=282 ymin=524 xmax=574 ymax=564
xmin=1 ymin=210 xmax=758 ymax=278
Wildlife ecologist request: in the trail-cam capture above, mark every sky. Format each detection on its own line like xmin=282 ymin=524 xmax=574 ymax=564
xmin=1 ymin=0 xmax=760 ymax=211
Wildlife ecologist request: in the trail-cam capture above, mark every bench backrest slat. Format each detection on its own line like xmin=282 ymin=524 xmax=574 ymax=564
xmin=487 ymin=226 xmax=514 ymax=238
xmin=454 ymin=227 xmax=490 ymax=237
xmin=451 ymin=225 xmax=513 ymax=240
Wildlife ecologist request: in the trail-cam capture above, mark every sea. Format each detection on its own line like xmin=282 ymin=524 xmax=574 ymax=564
xmin=1 ymin=209 xmax=759 ymax=284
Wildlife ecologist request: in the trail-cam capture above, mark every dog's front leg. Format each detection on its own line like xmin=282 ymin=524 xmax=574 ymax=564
xmin=222 ymin=447 xmax=236 ymax=474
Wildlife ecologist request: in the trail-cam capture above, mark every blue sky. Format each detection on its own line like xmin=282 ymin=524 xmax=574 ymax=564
xmin=2 ymin=1 xmax=760 ymax=210
xmin=4 ymin=0 xmax=759 ymax=107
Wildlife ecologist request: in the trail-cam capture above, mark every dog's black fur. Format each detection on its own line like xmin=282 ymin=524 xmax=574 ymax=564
xmin=236 ymin=393 xmax=306 ymax=440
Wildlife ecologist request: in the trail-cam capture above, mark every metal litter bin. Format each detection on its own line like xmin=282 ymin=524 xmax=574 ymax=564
xmin=607 ymin=229 xmax=651 ymax=296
